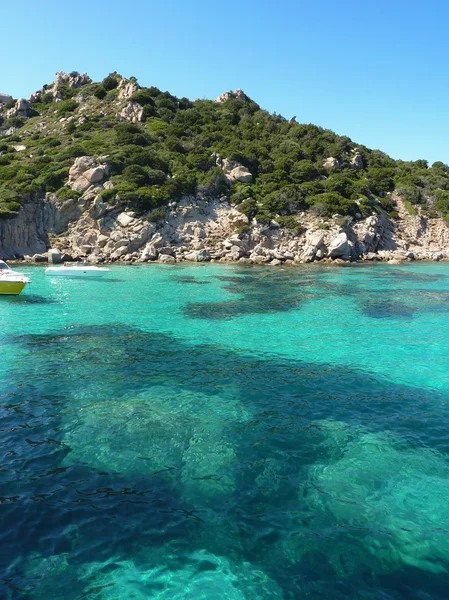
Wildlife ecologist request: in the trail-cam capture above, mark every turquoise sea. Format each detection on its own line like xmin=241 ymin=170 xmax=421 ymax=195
xmin=2 ymin=262 xmax=449 ymax=599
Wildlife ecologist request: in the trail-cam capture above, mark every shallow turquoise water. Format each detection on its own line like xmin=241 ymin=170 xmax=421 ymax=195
xmin=2 ymin=262 xmax=449 ymax=598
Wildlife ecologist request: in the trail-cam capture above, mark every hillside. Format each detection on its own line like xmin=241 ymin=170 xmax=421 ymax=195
xmin=1 ymin=71 xmax=449 ymax=263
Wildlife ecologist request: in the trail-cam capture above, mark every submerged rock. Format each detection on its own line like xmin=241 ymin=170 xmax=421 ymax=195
xmin=302 ymin=420 xmax=449 ymax=574
xmin=23 ymin=548 xmax=282 ymax=599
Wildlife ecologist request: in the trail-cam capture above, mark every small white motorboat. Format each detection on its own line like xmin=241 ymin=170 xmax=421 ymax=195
xmin=45 ymin=263 xmax=110 ymax=278
xmin=0 ymin=260 xmax=31 ymax=295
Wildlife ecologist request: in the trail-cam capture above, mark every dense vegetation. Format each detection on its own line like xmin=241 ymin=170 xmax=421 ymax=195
xmin=1 ymin=72 xmax=449 ymax=225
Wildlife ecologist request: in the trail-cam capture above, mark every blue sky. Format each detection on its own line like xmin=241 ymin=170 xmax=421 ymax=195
xmin=2 ymin=0 xmax=449 ymax=164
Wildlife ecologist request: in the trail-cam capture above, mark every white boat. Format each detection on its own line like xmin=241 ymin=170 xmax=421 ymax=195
xmin=45 ymin=263 xmax=111 ymax=278
xmin=0 ymin=260 xmax=31 ymax=295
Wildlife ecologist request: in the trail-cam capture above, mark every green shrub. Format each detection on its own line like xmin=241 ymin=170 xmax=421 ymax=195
xmin=99 ymin=188 xmax=116 ymax=202
xmin=146 ymin=207 xmax=166 ymax=222
xmin=102 ymin=73 xmax=120 ymax=91
xmin=404 ymin=200 xmax=417 ymax=215
xmin=238 ymin=197 xmax=257 ymax=218
xmin=130 ymin=89 xmax=156 ymax=106
xmin=5 ymin=70 xmax=449 ymax=223
xmin=308 ymin=192 xmax=358 ymax=217
xmin=234 ymin=224 xmax=250 ymax=235
xmin=277 ymin=215 xmax=303 ymax=232
xmin=93 ymin=86 xmax=107 ymax=100
xmin=66 ymin=121 xmax=76 ymax=134
xmin=57 ymin=99 xmax=78 ymax=116
xmin=55 ymin=186 xmax=82 ymax=201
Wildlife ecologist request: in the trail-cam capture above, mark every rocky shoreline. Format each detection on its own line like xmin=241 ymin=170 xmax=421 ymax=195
xmin=1 ymin=154 xmax=449 ymax=267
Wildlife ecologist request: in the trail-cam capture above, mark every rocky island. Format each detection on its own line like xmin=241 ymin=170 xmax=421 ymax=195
xmin=1 ymin=71 xmax=449 ymax=265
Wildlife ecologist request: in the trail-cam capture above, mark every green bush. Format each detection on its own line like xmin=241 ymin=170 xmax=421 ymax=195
xmin=99 ymin=188 xmax=117 ymax=202
xmin=102 ymin=74 xmax=120 ymax=91
xmin=93 ymin=86 xmax=107 ymax=100
xmin=130 ymin=89 xmax=156 ymax=106
xmin=403 ymin=200 xmax=417 ymax=215
xmin=55 ymin=186 xmax=82 ymax=201
xmin=57 ymin=99 xmax=78 ymax=116
xmin=146 ymin=207 xmax=166 ymax=222
xmin=6 ymin=70 xmax=449 ymax=223
xmin=238 ymin=197 xmax=257 ymax=218
xmin=276 ymin=215 xmax=304 ymax=233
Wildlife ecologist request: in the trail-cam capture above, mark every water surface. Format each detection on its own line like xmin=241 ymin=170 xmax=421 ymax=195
xmin=2 ymin=262 xmax=449 ymax=599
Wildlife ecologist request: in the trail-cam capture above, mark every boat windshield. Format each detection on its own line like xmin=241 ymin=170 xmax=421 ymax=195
xmin=0 ymin=261 xmax=11 ymax=271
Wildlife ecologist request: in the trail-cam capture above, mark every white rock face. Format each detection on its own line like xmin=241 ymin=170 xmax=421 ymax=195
xmin=47 ymin=248 xmax=62 ymax=264
xmin=68 ymin=156 xmax=108 ymax=191
xmin=350 ymin=149 xmax=364 ymax=170
xmin=323 ymin=157 xmax=340 ymax=170
xmin=28 ymin=71 xmax=92 ymax=103
xmin=117 ymin=78 xmax=139 ymax=100
xmin=0 ymin=93 xmax=13 ymax=104
xmin=216 ymin=89 xmax=251 ymax=103
xmin=116 ymin=212 xmax=135 ymax=227
xmin=83 ymin=167 xmax=105 ymax=184
xmin=328 ymin=232 xmax=350 ymax=258
xmin=184 ymin=249 xmax=211 ymax=262
xmin=120 ymin=101 xmax=144 ymax=122
xmin=159 ymin=253 xmax=176 ymax=263
xmin=228 ymin=166 xmax=253 ymax=183
xmin=6 ymin=98 xmax=32 ymax=118
xmin=300 ymin=230 xmax=325 ymax=262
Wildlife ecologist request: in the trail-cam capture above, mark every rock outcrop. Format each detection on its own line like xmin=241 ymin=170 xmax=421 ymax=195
xmin=68 ymin=156 xmax=110 ymax=192
xmin=118 ymin=78 xmax=139 ymax=100
xmin=2 ymin=179 xmax=449 ymax=265
xmin=29 ymin=71 xmax=92 ymax=103
xmin=216 ymin=89 xmax=252 ymax=103
xmin=120 ymin=101 xmax=144 ymax=122
xmin=0 ymin=93 xmax=13 ymax=104
xmin=5 ymin=98 xmax=32 ymax=118
xmin=323 ymin=157 xmax=340 ymax=170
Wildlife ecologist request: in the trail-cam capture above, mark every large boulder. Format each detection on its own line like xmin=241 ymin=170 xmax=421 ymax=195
xmin=47 ymin=248 xmax=62 ymax=264
xmin=120 ymin=101 xmax=144 ymax=122
xmin=83 ymin=166 xmax=105 ymax=184
xmin=0 ymin=93 xmax=13 ymax=104
xmin=328 ymin=232 xmax=350 ymax=259
xmin=116 ymin=212 xmax=135 ymax=227
xmin=228 ymin=166 xmax=253 ymax=183
xmin=6 ymin=98 xmax=32 ymax=118
xmin=300 ymin=230 xmax=325 ymax=262
xmin=184 ymin=249 xmax=211 ymax=262
xmin=159 ymin=254 xmax=176 ymax=263
xmin=323 ymin=157 xmax=340 ymax=170
xmin=68 ymin=156 xmax=108 ymax=191
xmin=350 ymin=149 xmax=364 ymax=170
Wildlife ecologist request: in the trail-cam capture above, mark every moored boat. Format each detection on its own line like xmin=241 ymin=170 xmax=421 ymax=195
xmin=0 ymin=260 xmax=31 ymax=295
xmin=45 ymin=263 xmax=111 ymax=277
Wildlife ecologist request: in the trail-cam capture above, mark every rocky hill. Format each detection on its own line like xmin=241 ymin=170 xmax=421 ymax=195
xmin=1 ymin=71 xmax=449 ymax=264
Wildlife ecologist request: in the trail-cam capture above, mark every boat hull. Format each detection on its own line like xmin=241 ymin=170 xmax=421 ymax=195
xmin=0 ymin=281 xmax=28 ymax=295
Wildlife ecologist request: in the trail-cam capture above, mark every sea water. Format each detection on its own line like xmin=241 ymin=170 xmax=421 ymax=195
xmin=2 ymin=262 xmax=449 ymax=599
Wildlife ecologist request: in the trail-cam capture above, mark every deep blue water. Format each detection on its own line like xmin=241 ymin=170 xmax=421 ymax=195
xmin=2 ymin=262 xmax=449 ymax=599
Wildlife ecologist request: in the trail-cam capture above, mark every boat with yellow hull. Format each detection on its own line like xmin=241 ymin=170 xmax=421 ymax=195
xmin=0 ymin=261 xmax=31 ymax=295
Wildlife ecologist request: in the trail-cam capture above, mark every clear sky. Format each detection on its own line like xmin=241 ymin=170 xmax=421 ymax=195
xmin=2 ymin=0 xmax=449 ymax=164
